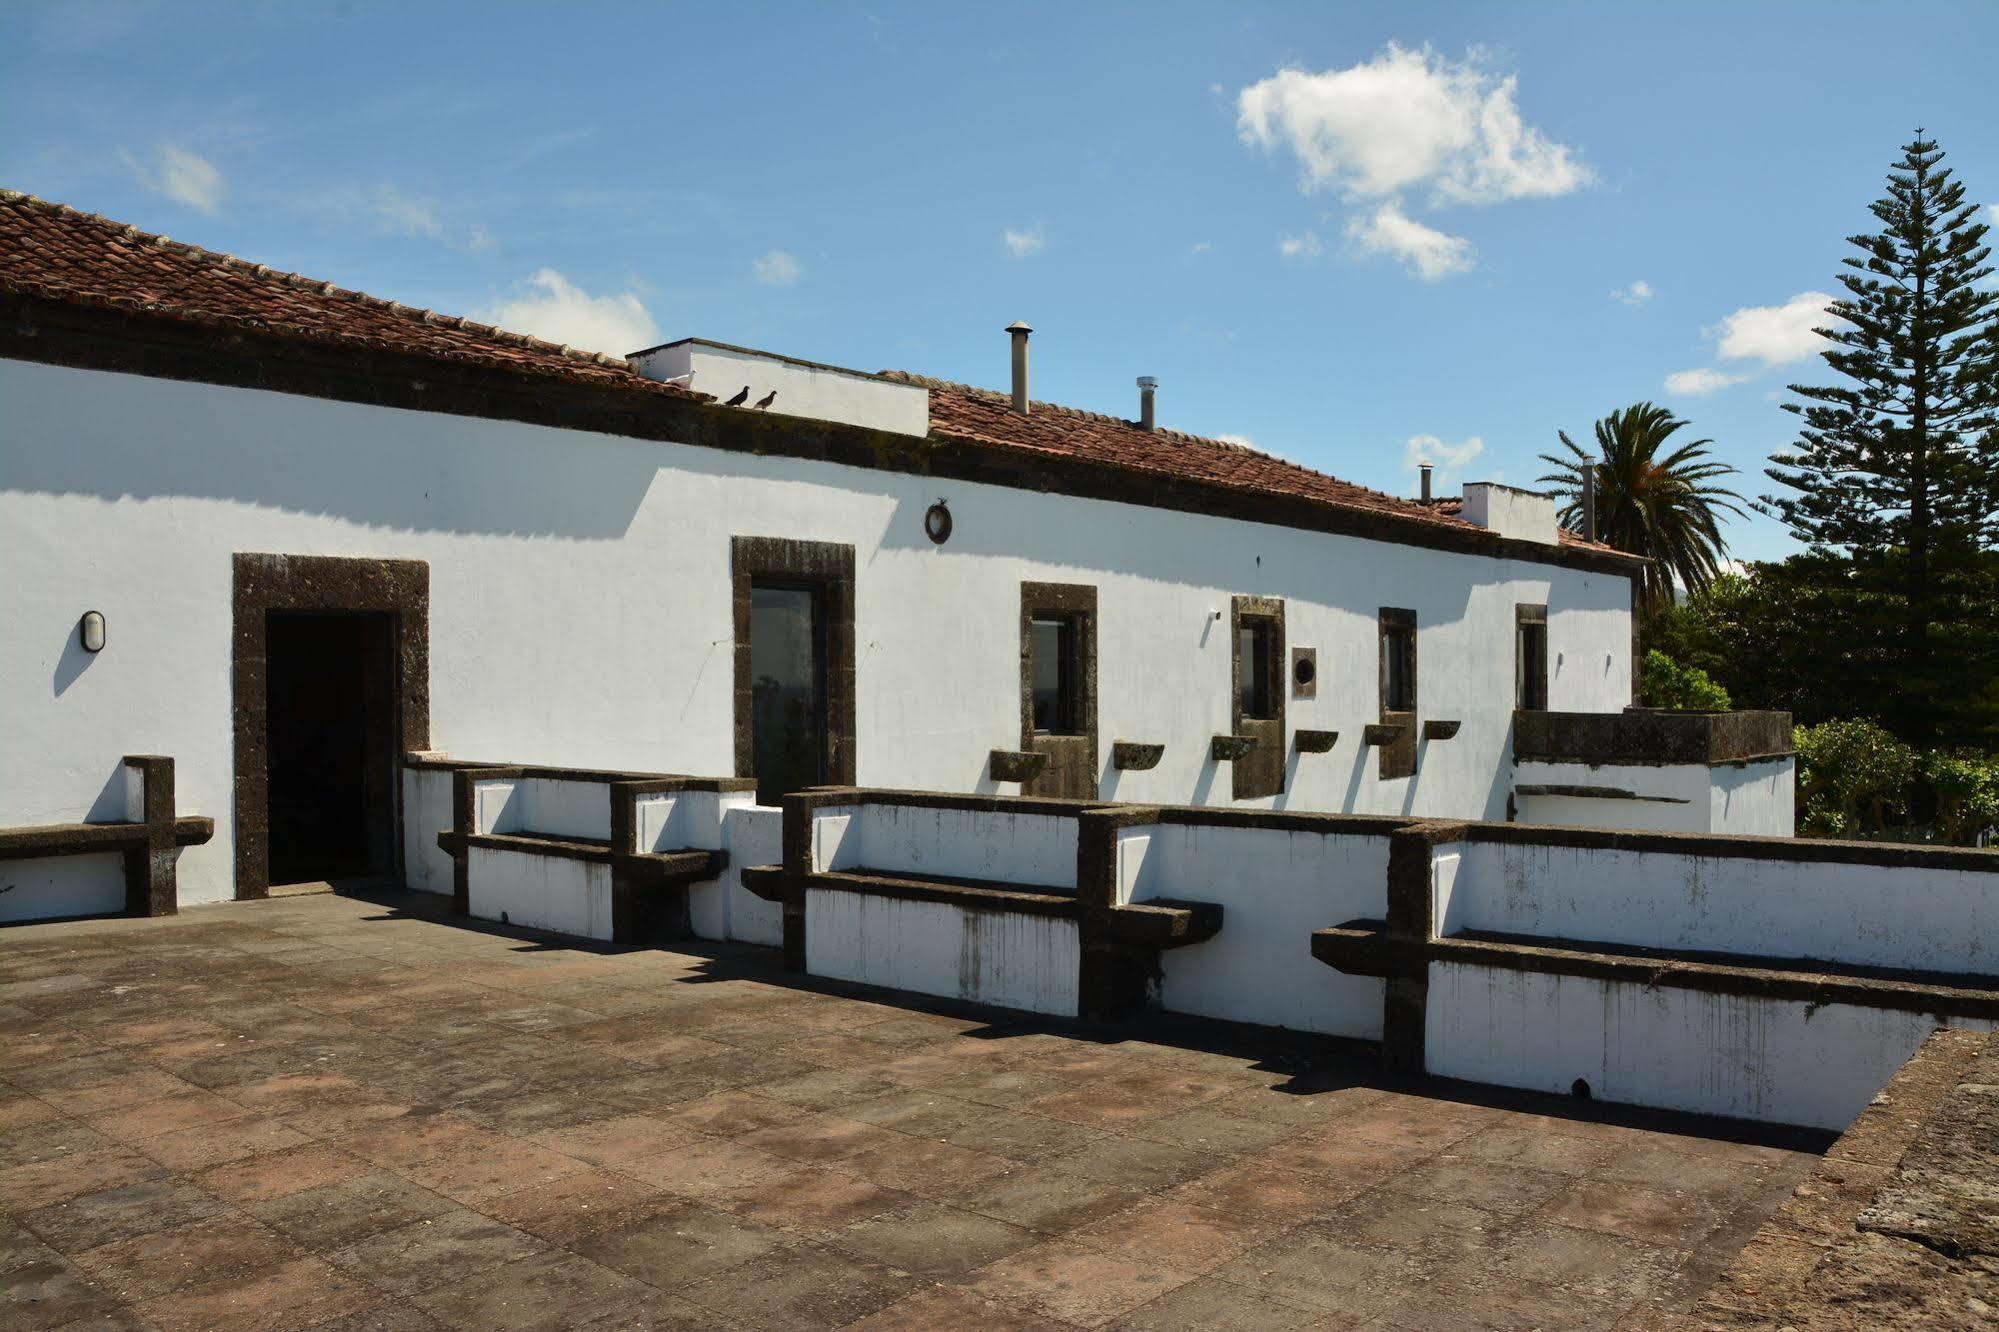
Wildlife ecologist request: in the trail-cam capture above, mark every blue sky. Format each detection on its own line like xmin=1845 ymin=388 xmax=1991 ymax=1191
xmin=5 ymin=1 xmax=1995 ymax=561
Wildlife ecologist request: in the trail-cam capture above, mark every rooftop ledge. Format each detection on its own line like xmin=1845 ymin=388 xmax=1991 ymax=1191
xmin=1513 ymin=707 xmax=1794 ymax=768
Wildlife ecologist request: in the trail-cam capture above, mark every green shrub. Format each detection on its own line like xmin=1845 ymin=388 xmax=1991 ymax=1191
xmin=1638 ymin=650 xmax=1732 ymax=711
xmin=1923 ymin=751 xmax=1999 ymax=846
xmin=1794 ymin=719 xmax=1919 ymax=839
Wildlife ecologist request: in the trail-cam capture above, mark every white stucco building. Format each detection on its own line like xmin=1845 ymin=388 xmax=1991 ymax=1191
xmin=0 ymin=190 xmax=1793 ymax=919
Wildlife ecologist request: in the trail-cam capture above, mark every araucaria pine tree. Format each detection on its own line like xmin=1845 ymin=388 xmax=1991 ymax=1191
xmin=1762 ymin=133 xmax=1999 ymax=746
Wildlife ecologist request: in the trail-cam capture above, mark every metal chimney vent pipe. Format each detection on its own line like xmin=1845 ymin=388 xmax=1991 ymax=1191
xmin=1006 ymin=321 xmax=1032 ymax=414
xmin=1581 ymin=465 xmax=1598 ymax=542
xmin=1419 ymin=463 xmax=1433 ymax=503
xmin=1137 ymin=376 xmax=1158 ymax=431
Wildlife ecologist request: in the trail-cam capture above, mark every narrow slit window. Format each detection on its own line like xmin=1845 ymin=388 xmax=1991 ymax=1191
xmin=1383 ymin=620 xmax=1416 ymax=712
xmin=1030 ymin=615 xmax=1080 ymax=735
xmin=1516 ymin=607 xmax=1549 ymax=711
xmin=1239 ymin=621 xmax=1275 ymax=720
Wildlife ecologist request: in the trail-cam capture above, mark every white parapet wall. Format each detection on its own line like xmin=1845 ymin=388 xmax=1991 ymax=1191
xmin=1136 ymin=818 xmax=1395 ymax=1039
xmin=630 ymin=339 xmax=931 ymax=438
xmin=466 ymin=844 xmax=613 ymax=941
xmin=1514 ymin=757 xmax=1795 ymax=836
xmin=1425 ymin=962 xmax=1994 ymax=1131
xmin=0 ymin=852 xmax=125 ymax=924
xmin=805 ymin=887 xmax=1081 ymax=1017
xmin=1439 ymin=836 xmax=1999 ymax=975
xmin=402 ymin=763 xmax=458 ymax=895
xmin=695 ymin=802 xmax=783 ymax=947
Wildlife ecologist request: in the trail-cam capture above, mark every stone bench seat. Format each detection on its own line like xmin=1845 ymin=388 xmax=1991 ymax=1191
xmin=0 ymin=756 xmax=209 ymax=922
xmin=438 ymin=828 xmax=726 ymax=883
xmin=1313 ymin=920 xmax=1999 ymax=1021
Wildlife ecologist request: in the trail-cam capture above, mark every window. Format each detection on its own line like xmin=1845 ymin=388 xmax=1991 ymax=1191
xmin=1382 ymin=616 xmax=1416 ymax=713
xmin=749 ymin=582 xmax=827 ymax=806
xmin=1238 ymin=621 xmax=1275 ymax=720
xmin=1516 ymin=605 xmax=1549 ymax=711
xmin=1030 ymin=615 xmax=1081 ymax=735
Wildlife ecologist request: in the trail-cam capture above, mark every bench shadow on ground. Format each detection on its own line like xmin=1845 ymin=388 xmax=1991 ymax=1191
xmin=346 ymin=884 xmax=1836 ymax=1158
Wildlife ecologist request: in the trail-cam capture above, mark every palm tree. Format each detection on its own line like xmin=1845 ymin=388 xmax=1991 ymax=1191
xmin=1537 ymin=403 xmax=1747 ymax=605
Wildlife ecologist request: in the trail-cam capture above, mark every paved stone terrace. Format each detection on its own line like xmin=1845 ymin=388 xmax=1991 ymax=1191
xmin=2 ymin=890 xmax=1826 ymax=1331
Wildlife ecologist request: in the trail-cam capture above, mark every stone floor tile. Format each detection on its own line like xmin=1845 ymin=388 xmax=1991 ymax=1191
xmin=0 ymin=1144 xmax=170 ymax=1212
xmin=966 ymin=1238 xmax=1196 ymax=1327
xmin=1452 ymin=1123 xmax=1625 ymax=1177
xmin=827 ymin=1199 xmax=1043 ymax=1278
xmin=832 ymin=1131 xmax=1017 ymax=1199
xmin=136 ymin=1253 xmax=381 ymax=1331
xmin=846 ymin=1282 xmax=1073 ymax=1330
xmin=954 ymin=1164 xmax=1150 ymax=1234
xmin=729 ymin=1164 xmax=914 ymax=1233
xmin=617 ymin=1135 xmax=802 ymax=1205
xmin=1391 ymin=1156 xmax=1574 ymax=1218
xmin=395 ymin=1132 xmax=594 ymax=1203
xmin=1490 ymin=1223 xmax=1682 ymax=1308
xmin=0 ymin=1257 xmax=127 ymax=1331
xmin=244 ymin=1170 xmax=455 ymax=1249
xmin=1106 ymin=1274 xmax=1337 ymax=1330
xmin=481 ymin=1168 xmax=667 ymax=1245
xmin=571 ymin=1199 xmax=792 ymax=1290
xmin=1046 ymin=1135 xmax=1216 ymax=1191
xmin=1165 ymin=1159 xmax=1353 ymax=1228
xmin=194 ymin=1143 xmax=371 ymax=1204
xmin=69 ymin=1212 xmax=298 ymax=1303
xmin=677 ymin=1243 xmax=919 ymax=1329
xmin=1210 ymin=1227 xmax=1419 ymax=1318
xmin=326 ymin=1207 xmax=551 ymax=1294
xmin=660 ymin=1089 xmax=813 ymax=1137
xmin=137 ymin=1115 xmax=311 ymax=1173
xmin=734 ymin=1110 xmax=909 ymax=1164
xmin=1069 ymin=1195 xmax=1270 ymax=1274
xmin=83 ymin=1088 xmax=257 ymax=1144
xmin=409 ymin=1250 xmax=656 ymax=1330
xmin=16 ymin=1177 xmax=229 ymax=1253
xmin=1540 ymin=1178 xmax=1724 ymax=1249
xmin=526 ymin=1113 xmax=704 ymax=1170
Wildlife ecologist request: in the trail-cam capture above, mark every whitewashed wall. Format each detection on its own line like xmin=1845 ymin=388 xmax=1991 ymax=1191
xmin=1442 ymin=839 xmax=1999 ymax=974
xmin=1134 ymin=822 xmax=1392 ymax=1038
xmin=1425 ymin=962 xmax=1992 ymax=1131
xmin=465 ymin=845 xmax=612 ymax=940
xmin=805 ymin=887 xmax=1081 ymax=1016
xmin=698 ymin=803 xmax=783 ymax=946
xmin=0 ymin=357 xmax=1633 ymax=907
xmin=0 ymin=853 xmax=125 ymax=923
xmin=401 ymin=768 xmax=457 ymax=895
xmin=1514 ymin=757 xmax=1794 ymax=835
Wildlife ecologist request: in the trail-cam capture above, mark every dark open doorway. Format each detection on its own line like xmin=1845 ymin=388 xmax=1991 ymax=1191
xmin=265 ymin=611 xmax=398 ymax=886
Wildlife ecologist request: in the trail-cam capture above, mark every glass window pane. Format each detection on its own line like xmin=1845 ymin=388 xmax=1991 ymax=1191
xmin=1031 ymin=617 xmax=1076 ymax=734
xmin=1385 ymin=626 xmax=1414 ymax=712
xmin=1517 ymin=622 xmax=1548 ymax=710
xmin=1239 ymin=623 xmax=1272 ymax=719
xmin=750 ymin=584 xmax=825 ymax=805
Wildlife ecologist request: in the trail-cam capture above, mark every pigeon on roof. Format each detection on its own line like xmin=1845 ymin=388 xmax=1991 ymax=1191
xmin=723 ymin=386 xmax=750 ymax=407
xmin=754 ymin=389 xmax=777 ymax=410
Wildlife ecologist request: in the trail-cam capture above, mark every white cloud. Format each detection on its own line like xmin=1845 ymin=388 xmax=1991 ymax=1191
xmin=467 ymin=225 xmax=497 ymax=254
xmin=1346 ymin=204 xmax=1473 ymax=281
xmin=121 ymin=143 xmax=223 ymax=214
xmin=752 ymin=249 xmax=801 ymax=286
xmin=1003 ymin=225 xmax=1046 ymax=259
xmin=1278 ymin=231 xmax=1323 ymax=259
xmin=1664 ymin=367 xmax=1750 ymax=396
xmin=1404 ymin=432 xmax=1485 ymax=483
xmin=1611 ymin=279 xmax=1653 ymax=307
xmin=1710 ymin=291 xmax=1836 ymax=366
xmin=1190 ymin=240 xmax=1211 ymax=254
xmin=369 ymin=185 xmax=443 ymax=240
xmin=1236 ymin=45 xmax=1590 ymax=206
xmin=481 ymin=269 xmax=659 ymax=356
xmin=1214 ymin=433 xmax=1255 ymax=448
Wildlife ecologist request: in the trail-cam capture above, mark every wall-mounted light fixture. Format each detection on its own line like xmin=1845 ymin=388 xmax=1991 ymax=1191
xmin=79 ymin=610 xmax=106 ymax=653
xmin=923 ymin=500 xmax=953 ymax=545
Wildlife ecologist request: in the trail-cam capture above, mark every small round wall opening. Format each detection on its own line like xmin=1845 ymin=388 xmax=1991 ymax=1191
xmin=923 ymin=501 xmax=953 ymax=545
xmin=1570 ymin=1078 xmax=1592 ymax=1100
xmin=1293 ymin=657 xmax=1316 ymax=688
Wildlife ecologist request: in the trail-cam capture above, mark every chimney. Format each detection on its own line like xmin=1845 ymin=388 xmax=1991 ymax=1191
xmin=1581 ymin=465 xmax=1598 ymax=541
xmin=1006 ymin=321 xmax=1032 ymax=414
xmin=1418 ymin=463 xmax=1433 ymax=503
xmin=1136 ymin=376 xmax=1158 ymax=431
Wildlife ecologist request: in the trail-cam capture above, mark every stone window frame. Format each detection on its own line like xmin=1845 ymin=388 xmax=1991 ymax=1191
xmin=232 ymin=553 xmax=430 ymax=900
xmin=732 ymin=537 xmax=857 ymax=796
xmin=1378 ymin=607 xmax=1418 ymax=780
xmin=1230 ymin=595 xmax=1287 ymax=799
xmin=1018 ymin=582 xmax=1098 ymax=800
xmin=1516 ymin=603 xmax=1550 ymax=712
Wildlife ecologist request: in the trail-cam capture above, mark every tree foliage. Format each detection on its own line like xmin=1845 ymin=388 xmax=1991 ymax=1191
xmin=1761 ymin=134 xmax=1999 ymax=745
xmin=1638 ymin=650 xmax=1731 ymax=711
xmin=1538 ymin=402 xmax=1746 ymax=606
xmin=1794 ymin=719 xmax=1919 ymax=839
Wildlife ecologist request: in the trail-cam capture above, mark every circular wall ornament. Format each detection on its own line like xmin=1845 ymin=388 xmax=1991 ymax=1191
xmin=924 ymin=500 xmax=953 ymax=545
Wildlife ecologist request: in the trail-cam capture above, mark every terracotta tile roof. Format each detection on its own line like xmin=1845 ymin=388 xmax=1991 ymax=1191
xmin=881 ymin=371 xmax=1623 ymax=554
xmin=0 ymin=189 xmax=707 ymax=401
xmin=1 ymin=189 xmax=1622 ymax=558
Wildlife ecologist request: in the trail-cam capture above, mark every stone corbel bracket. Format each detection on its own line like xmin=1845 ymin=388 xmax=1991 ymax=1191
xmin=1294 ymin=729 xmax=1339 ymax=753
xmin=1422 ymin=720 xmax=1462 ymax=741
xmin=1361 ymin=723 xmax=1405 ymax=746
xmin=987 ymin=749 xmax=1048 ymax=784
xmin=1111 ymin=742 xmax=1164 ymax=771
xmin=1209 ymin=734 xmax=1258 ymax=762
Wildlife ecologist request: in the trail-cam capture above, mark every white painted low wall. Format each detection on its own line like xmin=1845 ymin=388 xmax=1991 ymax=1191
xmin=0 ymin=852 xmax=125 ymax=923
xmin=1138 ymin=822 xmax=1392 ymax=1039
xmin=805 ymin=887 xmax=1080 ymax=1016
xmin=401 ymin=766 xmax=457 ymax=895
xmin=1513 ymin=757 xmax=1795 ymax=836
xmin=1424 ymin=961 xmax=1993 ymax=1131
xmin=1445 ymin=839 xmax=1999 ymax=975
xmin=465 ymin=845 xmax=613 ymax=941
xmin=693 ymin=802 xmax=784 ymax=946
xmin=857 ymin=803 xmax=1078 ymax=887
